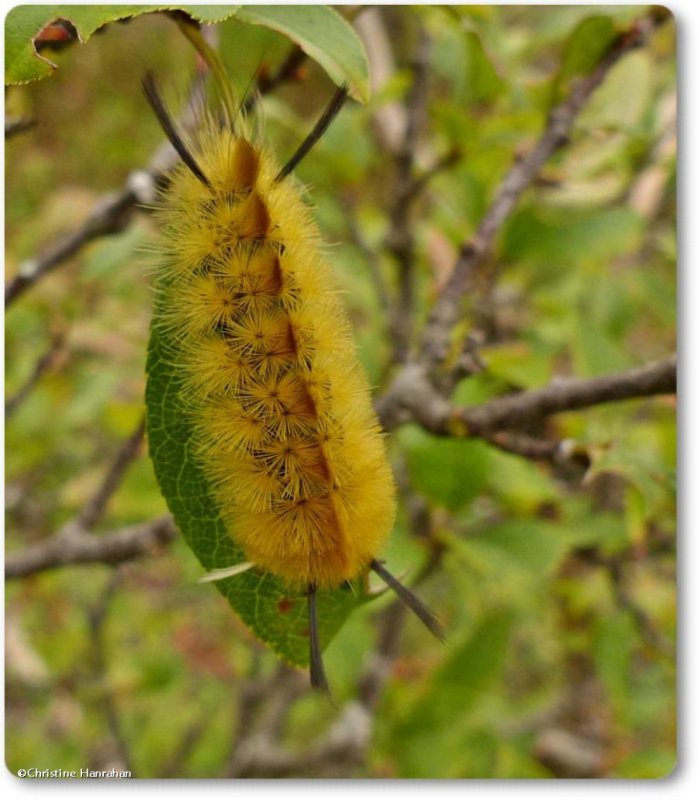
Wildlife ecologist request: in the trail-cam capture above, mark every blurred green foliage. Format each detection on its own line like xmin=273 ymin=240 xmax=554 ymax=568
xmin=6 ymin=6 xmax=675 ymax=778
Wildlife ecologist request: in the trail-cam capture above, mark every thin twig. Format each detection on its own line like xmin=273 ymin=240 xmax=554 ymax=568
xmin=5 ymin=332 xmax=65 ymax=417
xmin=76 ymin=415 xmax=146 ymax=530
xmin=5 ymin=156 xmax=161 ymax=308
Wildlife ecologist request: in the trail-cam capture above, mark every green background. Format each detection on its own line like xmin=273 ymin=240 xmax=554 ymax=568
xmin=6 ymin=5 xmax=675 ymax=778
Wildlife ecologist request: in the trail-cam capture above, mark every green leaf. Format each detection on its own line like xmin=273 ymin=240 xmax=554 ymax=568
xmin=398 ymin=424 xmax=490 ymax=512
xmin=430 ymin=23 xmax=505 ymax=106
xmin=503 ymin=206 xmax=644 ymax=268
xmin=234 ymin=5 xmax=370 ymax=103
xmin=431 ymin=611 xmax=514 ymax=706
xmin=464 ymin=519 xmax=574 ymax=577
xmin=5 ymin=5 xmax=58 ymax=84
xmin=176 ymin=6 xmax=242 ymax=24
xmin=581 ymin=50 xmax=653 ymax=130
xmin=593 ymin=610 xmax=634 ymax=722
xmin=394 ymin=611 xmax=515 ymax=777
xmin=6 ymin=5 xmax=160 ymax=84
xmin=485 ymin=449 xmax=558 ymax=515
xmin=550 ymin=15 xmax=618 ymax=105
xmin=614 ymin=749 xmax=677 ymax=779
xmin=449 ymin=519 xmax=577 ymax=611
xmin=145 ymin=302 xmax=365 ymax=668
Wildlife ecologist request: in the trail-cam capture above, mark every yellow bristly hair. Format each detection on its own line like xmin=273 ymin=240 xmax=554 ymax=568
xmin=154 ymin=120 xmax=396 ymax=589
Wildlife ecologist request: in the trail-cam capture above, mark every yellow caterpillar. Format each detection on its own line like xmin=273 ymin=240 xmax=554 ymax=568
xmin=144 ymin=74 xmax=442 ymax=689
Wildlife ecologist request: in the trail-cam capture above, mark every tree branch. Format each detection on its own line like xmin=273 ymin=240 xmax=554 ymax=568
xmin=377 ymin=355 xmax=676 ymax=438
xmin=5 ymin=186 xmax=141 ymax=307
xmin=5 ymin=516 xmax=177 ymax=579
xmin=456 ymin=354 xmax=677 ymax=435
xmin=5 ymin=69 xmax=210 ymax=309
xmin=419 ymin=10 xmax=669 ymax=374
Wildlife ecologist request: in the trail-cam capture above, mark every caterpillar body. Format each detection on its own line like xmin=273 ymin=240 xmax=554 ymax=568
xmin=144 ymin=75 xmax=443 ymax=689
